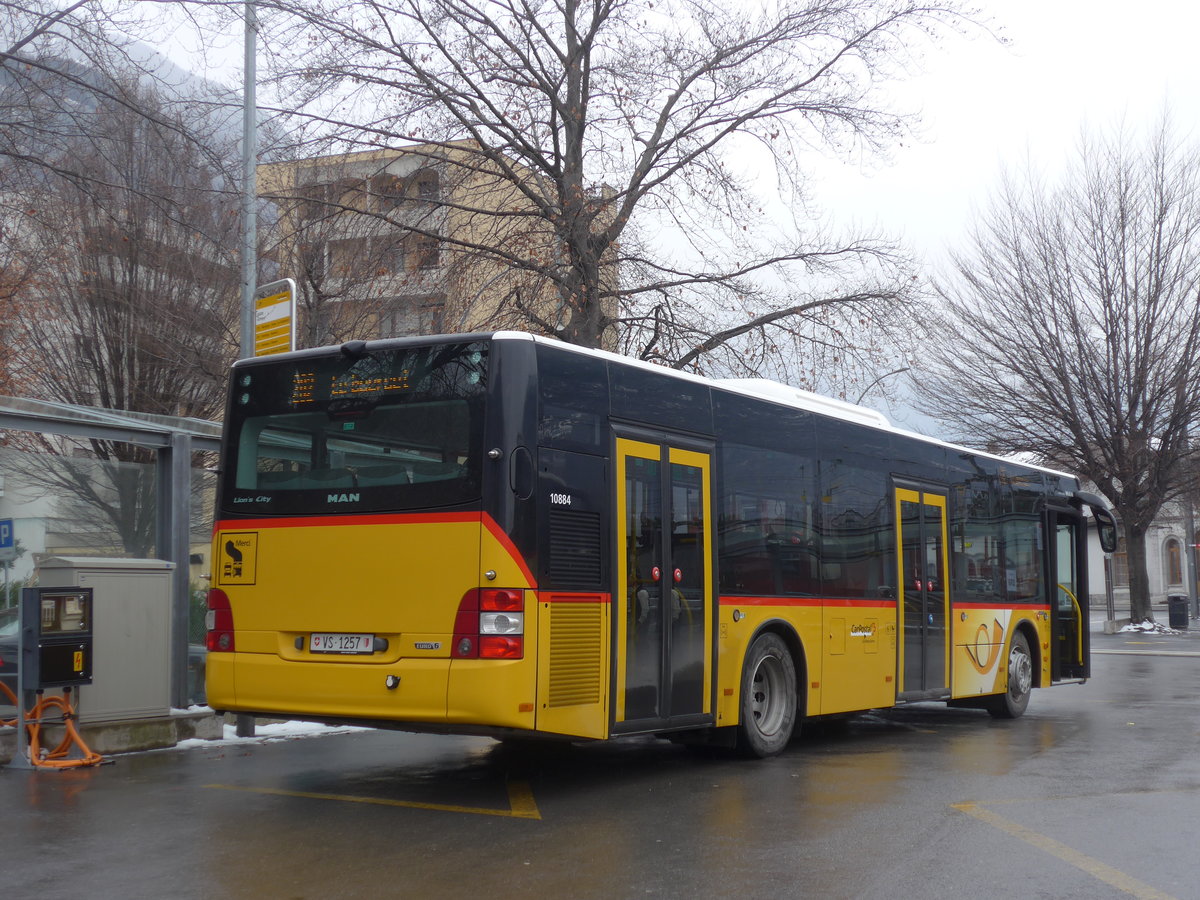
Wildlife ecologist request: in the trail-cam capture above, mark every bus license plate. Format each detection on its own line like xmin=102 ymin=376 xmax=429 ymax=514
xmin=309 ymin=633 xmax=374 ymax=655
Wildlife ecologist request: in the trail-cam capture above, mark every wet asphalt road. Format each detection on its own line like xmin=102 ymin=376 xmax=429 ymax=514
xmin=4 ymin=622 xmax=1200 ymax=900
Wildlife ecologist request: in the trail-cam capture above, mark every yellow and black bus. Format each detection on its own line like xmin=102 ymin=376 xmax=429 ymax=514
xmin=206 ymin=331 xmax=1116 ymax=757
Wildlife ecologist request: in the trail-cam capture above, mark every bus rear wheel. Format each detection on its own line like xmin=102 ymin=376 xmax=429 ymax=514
xmin=987 ymin=631 xmax=1033 ymax=719
xmin=738 ymin=632 xmax=797 ymax=758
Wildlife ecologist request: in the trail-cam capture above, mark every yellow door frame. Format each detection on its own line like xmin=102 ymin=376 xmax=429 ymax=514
xmin=894 ymin=487 xmax=951 ymax=693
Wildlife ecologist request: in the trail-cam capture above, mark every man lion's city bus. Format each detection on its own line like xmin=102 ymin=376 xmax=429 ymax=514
xmin=206 ymin=332 xmax=1117 ymax=757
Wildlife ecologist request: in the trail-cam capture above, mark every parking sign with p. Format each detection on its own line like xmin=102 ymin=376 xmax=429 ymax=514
xmin=0 ymin=518 xmax=14 ymax=562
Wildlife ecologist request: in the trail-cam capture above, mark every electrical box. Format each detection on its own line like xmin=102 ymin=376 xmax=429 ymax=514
xmin=20 ymin=587 xmax=94 ymax=689
xmin=39 ymin=557 xmax=173 ymax=723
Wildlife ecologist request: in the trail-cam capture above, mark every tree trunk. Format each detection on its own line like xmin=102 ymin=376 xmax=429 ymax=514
xmin=1124 ymin=521 xmax=1154 ymax=623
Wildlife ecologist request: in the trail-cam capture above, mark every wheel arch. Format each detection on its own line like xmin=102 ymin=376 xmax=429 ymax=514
xmin=1013 ymin=617 xmax=1043 ymax=689
xmin=747 ymin=618 xmax=808 ymax=719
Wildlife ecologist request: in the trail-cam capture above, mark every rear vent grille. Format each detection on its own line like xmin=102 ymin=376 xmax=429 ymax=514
xmin=548 ymin=601 xmax=603 ymax=708
xmin=548 ymin=508 xmax=602 ymax=588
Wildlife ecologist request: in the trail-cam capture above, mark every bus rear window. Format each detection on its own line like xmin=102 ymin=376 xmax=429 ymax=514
xmin=222 ymin=342 xmax=488 ymax=514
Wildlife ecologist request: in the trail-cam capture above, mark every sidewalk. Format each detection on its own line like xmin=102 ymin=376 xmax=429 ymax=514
xmin=1090 ymin=596 xmax=1200 ymax=642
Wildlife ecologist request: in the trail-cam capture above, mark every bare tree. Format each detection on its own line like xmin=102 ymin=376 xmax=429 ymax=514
xmin=5 ymin=73 xmax=240 ymax=555
xmin=249 ymin=0 xmax=969 ymax=388
xmin=912 ymin=118 xmax=1200 ymax=623
xmin=1 ymin=1 xmax=243 ymax=190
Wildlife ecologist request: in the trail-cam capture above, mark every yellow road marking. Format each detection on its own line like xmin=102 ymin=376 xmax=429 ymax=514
xmin=952 ymin=802 xmax=1175 ymax=900
xmin=206 ymin=780 xmax=541 ymax=820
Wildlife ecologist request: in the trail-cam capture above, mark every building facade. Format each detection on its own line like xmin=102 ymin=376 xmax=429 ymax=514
xmin=259 ymin=141 xmax=617 ymax=349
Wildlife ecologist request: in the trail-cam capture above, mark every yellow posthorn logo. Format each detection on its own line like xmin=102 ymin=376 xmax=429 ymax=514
xmin=965 ymin=619 xmax=1004 ymax=674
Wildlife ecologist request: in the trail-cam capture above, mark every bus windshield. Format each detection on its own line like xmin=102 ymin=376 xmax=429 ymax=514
xmin=221 ymin=341 xmax=489 ymax=515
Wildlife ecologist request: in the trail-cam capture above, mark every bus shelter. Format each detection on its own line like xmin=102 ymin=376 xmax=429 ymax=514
xmin=0 ymin=396 xmax=221 ymax=708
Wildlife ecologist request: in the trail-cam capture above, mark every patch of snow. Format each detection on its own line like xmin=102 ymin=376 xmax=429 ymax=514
xmin=174 ymin=720 xmax=371 ymax=750
xmin=1119 ymin=621 xmax=1185 ymax=635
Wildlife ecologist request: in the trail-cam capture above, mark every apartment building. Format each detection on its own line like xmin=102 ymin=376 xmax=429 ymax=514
xmin=258 ymin=140 xmax=613 ymax=347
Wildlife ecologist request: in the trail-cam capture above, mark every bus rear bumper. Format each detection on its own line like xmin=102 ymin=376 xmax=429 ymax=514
xmin=206 ymin=652 xmax=537 ymax=730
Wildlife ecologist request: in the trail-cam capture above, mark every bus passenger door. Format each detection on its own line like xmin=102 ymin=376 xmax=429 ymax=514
xmin=1049 ymin=510 xmax=1089 ymax=681
xmin=896 ymin=487 xmax=950 ymax=698
xmin=614 ymin=434 xmax=714 ymax=732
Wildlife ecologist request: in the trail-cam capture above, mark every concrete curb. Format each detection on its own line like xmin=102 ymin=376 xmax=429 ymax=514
xmin=0 ymin=707 xmax=221 ymax=766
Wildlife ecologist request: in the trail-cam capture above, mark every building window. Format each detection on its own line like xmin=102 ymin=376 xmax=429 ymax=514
xmin=1166 ymin=537 xmax=1183 ymax=586
xmin=415 ymin=173 xmax=440 ymax=201
xmin=408 ymin=235 xmax=441 ymax=272
xmin=299 ymin=242 xmax=326 ymax=283
xmin=329 ymin=239 xmax=364 ymax=277
xmin=379 ymin=299 xmax=445 ymax=337
xmin=370 ymin=174 xmax=406 ymax=212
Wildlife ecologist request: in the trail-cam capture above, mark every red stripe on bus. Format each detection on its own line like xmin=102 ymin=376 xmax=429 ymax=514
xmin=481 ymin=513 xmax=537 ymax=588
xmin=718 ymin=595 xmax=1051 ymax=613
xmin=959 ymin=602 xmax=1050 ymax=611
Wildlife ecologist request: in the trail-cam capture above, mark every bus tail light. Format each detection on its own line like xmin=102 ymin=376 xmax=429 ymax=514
xmin=479 ymin=636 xmax=523 ymax=659
xmin=453 ymin=588 xmax=524 ymax=659
xmin=206 ymin=588 xmax=235 ymax=652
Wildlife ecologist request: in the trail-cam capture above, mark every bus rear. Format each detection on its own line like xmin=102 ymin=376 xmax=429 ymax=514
xmin=206 ymin=337 xmax=541 ymax=733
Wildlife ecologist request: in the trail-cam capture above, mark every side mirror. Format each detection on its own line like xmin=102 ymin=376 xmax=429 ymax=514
xmin=1073 ymin=491 xmax=1118 ymax=554
xmin=1094 ymin=508 xmax=1118 ymax=554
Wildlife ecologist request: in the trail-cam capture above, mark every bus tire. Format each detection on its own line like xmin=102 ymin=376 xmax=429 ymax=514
xmin=737 ymin=632 xmax=797 ymax=758
xmin=987 ymin=630 xmax=1033 ymax=719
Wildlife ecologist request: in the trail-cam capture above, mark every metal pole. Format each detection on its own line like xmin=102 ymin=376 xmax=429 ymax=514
xmin=1188 ymin=498 xmax=1199 ymax=618
xmin=1104 ymin=556 xmax=1116 ymax=622
xmin=158 ymin=432 xmax=193 ymax=709
xmin=235 ymin=2 xmax=259 ymax=736
xmin=11 ymin=588 xmax=32 ymax=769
xmin=240 ymin=0 xmax=258 ymax=358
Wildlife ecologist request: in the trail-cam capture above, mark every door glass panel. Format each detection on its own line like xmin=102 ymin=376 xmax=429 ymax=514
xmin=1056 ymin=523 xmax=1077 ymax=609
xmin=624 ymin=455 xmax=662 ymax=720
xmin=669 ymin=462 xmax=706 ymax=716
xmin=923 ymin=501 xmax=946 ymax=690
xmin=1054 ymin=519 xmax=1084 ymax=677
xmin=900 ymin=499 xmax=924 ymax=691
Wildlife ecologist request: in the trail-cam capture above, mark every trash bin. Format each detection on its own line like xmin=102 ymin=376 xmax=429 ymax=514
xmin=1167 ymin=593 xmax=1189 ymax=630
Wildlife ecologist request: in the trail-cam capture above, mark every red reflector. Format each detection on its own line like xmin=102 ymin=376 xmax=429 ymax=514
xmin=453 ymin=589 xmax=480 ymax=658
xmin=206 ymin=588 xmax=235 ymax=653
xmin=480 ymin=589 xmax=523 ymax=612
xmin=479 ymin=636 xmax=523 ymax=659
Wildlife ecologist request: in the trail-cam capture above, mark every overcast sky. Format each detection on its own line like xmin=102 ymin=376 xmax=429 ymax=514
xmin=813 ymin=0 xmax=1200 ymax=268
xmin=798 ymin=0 xmax=1200 ymax=431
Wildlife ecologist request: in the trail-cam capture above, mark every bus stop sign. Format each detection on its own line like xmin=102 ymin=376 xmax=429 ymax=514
xmin=253 ymin=278 xmax=297 ymax=357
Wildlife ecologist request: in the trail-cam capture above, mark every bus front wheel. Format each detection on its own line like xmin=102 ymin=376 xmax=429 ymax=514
xmin=737 ymin=632 xmax=797 ymax=758
xmin=987 ymin=631 xmax=1033 ymax=719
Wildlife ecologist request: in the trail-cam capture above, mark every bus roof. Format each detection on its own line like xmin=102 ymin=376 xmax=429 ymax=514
xmin=493 ymin=331 xmax=1076 ymax=482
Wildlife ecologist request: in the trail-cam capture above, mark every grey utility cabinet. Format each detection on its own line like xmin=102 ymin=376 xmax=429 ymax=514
xmin=38 ymin=557 xmax=175 ymax=723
